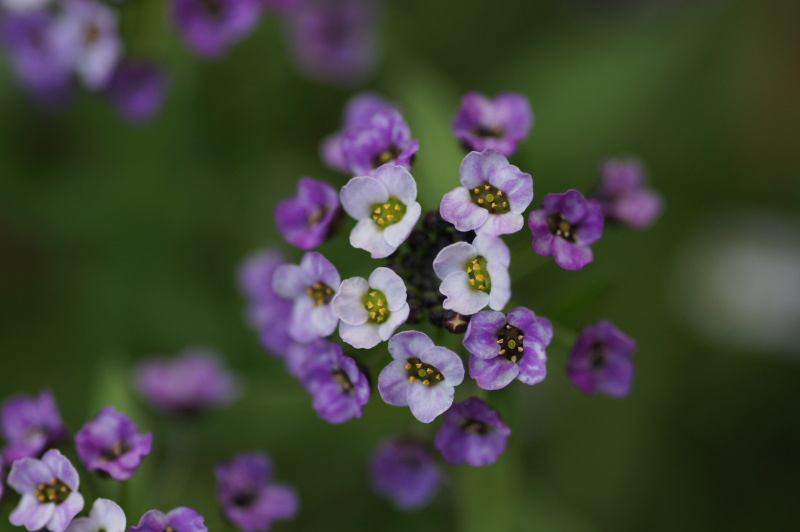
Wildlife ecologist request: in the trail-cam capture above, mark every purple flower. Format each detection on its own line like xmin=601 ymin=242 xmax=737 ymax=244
xmin=434 ymin=397 xmax=511 ymax=466
xmin=8 ymin=449 xmax=84 ymax=532
xmin=172 ymin=0 xmax=263 ymax=59
xmin=274 ymin=177 xmax=341 ymax=250
xmin=378 ymin=331 xmax=464 ymax=423
xmin=452 ymin=92 xmax=533 ymax=156
xmin=595 ymin=158 xmax=663 ymax=229
xmin=370 ymin=438 xmax=442 ymax=511
xmin=134 ymin=349 xmax=239 ymax=415
xmin=284 ymin=0 xmax=379 ymax=85
xmin=130 ymin=507 xmax=207 ymax=532
xmin=1 ymin=389 xmax=67 ymax=462
xmin=465 ymin=307 xmax=551 ymax=390
xmin=0 ymin=455 xmax=4 ymax=500
xmin=74 ymin=406 xmax=152 ymax=481
xmin=104 ymin=59 xmax=168 ymax=124
xmin=282 ymin=338 xmax=326 ymax=379
xmin=433 ymin=234 xmax=510 ymax=316
xmin=567 ymin=320 xmax=636 ymax=398
xmin=1 ymin=0 xmax=51 ymax=13
xmin=238 ymin=250 xmax=294 ymax=357
xmin=301 ymin=341 xmax=370 ymax=423
xmin=340 ymin=109 xmax=418 ymax=176
xmin=528 ymin=189 xmax=604 ymax=270
xmin=215 ymin=452 xmax=298 ymax=531
xmin=340 ymin=164 xmax=422 ymax=258
xmin=331 ymin=267 xmax=409 ymax=349
xmin=321 ymin=92 xmax=396 ymax=172
xmin=65 ymin=498 xmax=125 ymax=532
xmin=440 ymin=150 xmax=533 ymax=236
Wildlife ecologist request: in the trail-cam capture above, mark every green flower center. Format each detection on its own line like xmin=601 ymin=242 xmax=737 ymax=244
xmin=405 ymin=357 xmax=443 ymax=386
xmin=496 ymin=323 xmax=524 ymax=362
xmin=470 ymin=183 xmax=510 ymax=214
xmin=35 ymin=478 xmax=71 ymax=505
xmin=307 ymin=282 xmax=335 ymax=307
xmin=371 ymin=144 xmax=402 ymax=168
xmin=547 ymin=213 xmax=576 ymax=242
xmin=371 ymin=197 xmax=406 ymax=229
xmin=332 ymin=367 xmax=355 ymax=395
xmin=466 ymin=256 xmax=491 ymax=293
xmin=363 ymin=289 xmax=390 ymax=324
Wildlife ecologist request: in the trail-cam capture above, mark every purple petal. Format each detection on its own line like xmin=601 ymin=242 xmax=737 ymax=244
xmin=7 ymin=457 xmax=52 ymax=492
xmin=439 ymin=187 xmax=488 ymax=232
xmin=10 ymin=495 xmax=53 ymax=531
xmin=310 ymin=304 xmax=339 ymax=338
xmin=552 ymin=238 xmax=593 ymax=270
xmin=48 ymin=491 xmax=84 ymax=532
xmin=406 ymin=383 xmax=453 ymax=423
xmin=487 ymin=164 xmax=533 ymax=214
xmin=528 ymin=209 xmax=555 ymax=256
xmin=388 ymin=330 xmax=435 ymax=360
xmin=458 ymin=150 xmax=510 ymax=189
xmin=301 ymin=252 xmax=341 ymax=288
xmin=272 ymin=263 xmax=311 ymax=299
xmin=469 ymin=356 xmax=519 ymax=390
xmin=475 ymin=211 xmax=524 ymax=236
xmin=378 ymin=360 xmax=410 ymax=406
xmin=42 ymin=449 xmax=79 ymax=490
xmin=420 ymin=346 xmax=464 ymax=385
xmin=463 ymin=311 xmax=506 ymax=360
xmin=516 ymin=343 xmax=547 ymax=385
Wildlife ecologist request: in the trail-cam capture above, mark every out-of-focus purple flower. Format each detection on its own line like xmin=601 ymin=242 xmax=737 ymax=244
xmin=275 ymin=177 xmax=341 ymax=250
xmin=332 ymin=266 xmax=409 ymax=349
xmin=282 ymin=338 xmax=324 ymax=379
xmin=378 ymin=331 xmax=464 ymax=423
xmin=130 ymin=507 xmax=207 ymax=532
xmin=528 ymin=189 xmax=604 ymax=270
xmin=272 ymin=252 xmax=340 ymax=343
xmin=1 ymin=389 xmax=67 ymax=462
xmin=65 ymin=498 xmax=125 ymax=532
xmin=52 ymin=0 xmax=123 ymax=90
xmin=452 ymin=92 xmax=532 ymax=156
xmin=215 ymin=452 xmax=299 ymax=532
xmin=104 ymin=59 xmax=167 ymax=124
xmin=465 ymin=307 xmax=551 ymax=390
xmin=567 ymin=320 xmax=636 ymax=397
xmin=340 ymin=164 xmax=422 ymax=258
xmin=0 ymin=0 xmax=51 ymax=13
xmin=172 ymin=0 xmax=263 ymax=59
xmin=238 ymin=250 xmax=294 ymax=357
xmin=340 ymin=109 xmax=418 ymax=177
xmin=440 ymin=150 xmax=533 ymax=236
xmin=434 ymin=397 xmax=511 ymax=466
xmin=0 ymin=455 xmax=4 ymax=500
xmin=74 ymin=406 xmax=152 ymax=481
xmin=301 ymin=341 xmax=370 ymax=423
xmin=285 ymin=0 xmax=379 ymax=85
xmin=134 ymin=349 xmax=239 ymax=415
xmin=8 ymin=449 xmax=84 ymax=532
xmin=433 ymin=234 xmax=510 ymax=316
xmin=595 ymin=158 xmax=663 ymax=229
xmin=321 ymin=92 xmax=396 ymax=172
xmin=370 ymin=438 xmax=442 ymax=511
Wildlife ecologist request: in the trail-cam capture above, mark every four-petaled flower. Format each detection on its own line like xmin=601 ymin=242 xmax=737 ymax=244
xmin=65 ymin=498 xmax=125 ymax=532
xmin=452 ymin=92 xmax=533 ymax=156
xmin=129 ymin=507 xmax=207 ymax=532
xmin=567 ymin=320 xmax=636 ymax=398
xmin=1 ymin=388 xmax=67 ymax=462
xmin=595 ymin=158 xmax=663 ymax=229
xmin=340 ymin=109 xmax=419 ymax=176
xmin=275 ymin=177 xmax=341 ymax=250
xmin=434 ymin=397 xmax=511 ymax=466
xmin=172 ymin=0 xmax=262 ymax=59
xmin=301 ymin=341 xmax=371 ymax=423
xmin=370 ymin=438 xmax=443 ymax=511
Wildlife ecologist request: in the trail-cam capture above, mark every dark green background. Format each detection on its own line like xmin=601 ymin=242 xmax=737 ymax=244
xmin=2 ymin=0 xmax=799 ymax=530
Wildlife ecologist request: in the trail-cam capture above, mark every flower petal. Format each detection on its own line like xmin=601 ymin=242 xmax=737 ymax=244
xmin=332 ymin=277 xmax=369 ymax=325
xmin=487 ymin=261 xmax=511 ymax=311
xmin=440 ymin=271 xmax=489 ymax=315
xmin=368 ymin=267 xmax=407 ymax=311
xmin=463 ymin=311 xmax=506 ymax=360
xmin=407 ymin=383 xmax=453 ymax=423
xmin=552 ymin=237 xmax=593 ymax=270
xmin=517 ymin=343 xmax=547 ymax=385
xmin=374 ymin=165 xmax=418 ymax=205
xmin=469 ymin=356 xmax=519 ymax=390
xmin=339 ymin=321 xmax=381 ymax=349
xmin=439 ymin=187 xmax=489 ymax=232
xmin=383 ymin=201 xmax=421 ymax=248
xmin=42 ymin=449 xmax=79 ymax=490
xmin=350 ymin=218 xmax=396 ymax=258
xmin=459 ymin=149 xmax=510 ymax=189
xmin=340 ymin=176 xmax=389 ymax=220
xmin=378 ymin=360 xmax=410 ymax=406
xmin=11 ymin=495 xmax=53 ymax=531
xmin=433 ymin=241 xmax=477 ymax=280
xmin=378 ymin=303 xmax=409 ymax=341
xmin=7 ymin=457 xmax=52 ymax=492
xmin=272 ymin=263 xmax=311 ymax=299
xmin=420 ymin=346 xmax=464 ymax=385
xmin=388 ymin=330 xmax=435 ymax=361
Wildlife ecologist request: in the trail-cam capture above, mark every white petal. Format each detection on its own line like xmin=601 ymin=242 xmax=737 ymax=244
xmin=383 ymin=202 xmax=421 ymax=248
xmin=369 ymin=267 xmax=407 ymax=311
xmin=472 ymin=234 xmax=511 ymax=267
xmin=379 ymin=303 xmax=409 ymax=340
xmin=339 ymin=321 xmax=382 ymax=349
xmin=350 ymin=218 xmax=396 ymax=258
xmin=374 ymin=165 xmax=418 ymax=205
xmin=487 ymin=261 xmax=511 ymax=310
xmin=332 ymin=277 xmax=369 ymax=325
xmin=440 ymin=272 xmax=490 ymax=315
xmin=433 ymin=242 xmax=477 ymax=280
xmin=340 ymin=176 xmax=389 ymax=220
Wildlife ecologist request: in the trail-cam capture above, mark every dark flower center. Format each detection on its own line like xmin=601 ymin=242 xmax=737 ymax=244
xmin=307 ymin=281 xmax=335 ymax=307
xmin=547 ymin=213 xmax=576 ymax=242
xmin=405 ymin=357 xmax=443 ymax=386
xmin=460 ymin=418 xmax=493 ymax=435
xmin=470 ymin=183 xmax=510 ymax=214
xmin=371 ymin=144 xmax=402 ymax=168
xmin=465 ymin=256 xmax=491 ymax=293
xmin=100 ymin=440 xmax=131 ymax=461
xmin=590 ymin=341 xmax=606 ymax=368
xmin=307 ymin=205 xmax=329 ymax=227
xmin=471 ymin=124 xmax=505 ymax=139
xmin=35 ymin=478 xmax=70 ymax=505
xmin=232 ymin=490 xmax=257 ymax=508
xmin=496 ymin=323 xmax=524 ymax=362
xmin=332 ymin=367 xmax=355 ymax=395
xmin=83 ymin=22 xmax=101 ymax=46
xmin=363 ymin=289 xmax=390 ymax=323
xmin=199 ymin=0 xmax=224 ymax=17
xmin=371 ymin=197 xmax=406 ymax=229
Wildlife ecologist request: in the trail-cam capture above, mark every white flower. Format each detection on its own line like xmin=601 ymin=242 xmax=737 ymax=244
xmin=65 ymin=499 xmax=125 ymax=532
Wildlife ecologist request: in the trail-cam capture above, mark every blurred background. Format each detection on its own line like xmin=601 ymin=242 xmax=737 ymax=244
xmin=1 ymin=0 xmax=799 ymax=530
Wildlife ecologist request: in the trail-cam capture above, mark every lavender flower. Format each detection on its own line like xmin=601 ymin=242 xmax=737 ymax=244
xmin=567 ymin=320 xmax=636 ymax=398
xmin=105 ymin=59 xmax=168 ymax=124
xmin=215 ymin=452 xmax=299 ymax=531
xmin=285 ymin=0 xmax=379 ymax=85
xmin=1 ymin=389 xmax=67 ymax=462
xmin=275 ymin=177 xmax=341 ymax=250
xmin=0 ymin=0 xmax=51 ymax=13
xmin=8 ymin=449 xmax=84 ymax=532
xmin=465 ymin=307 xmax=551 ymax=390
xmin=452 ymin=92 xmax=533 ymax=156
xmin=370 ymin=438 xmax=442 ymax=511
xmin=172 ymin=0 xmax=263 ymax=59
xmin=332 ymin=266 xmax=409 ymax=349
xmin=378 ymin=331 xmax=464 ymax=423
xmin=595 ymin=158 xmax=663 ymax=229
xmin=434 ymin=397 xmax=511 ymax=466
xmin=340 ymin=109 xmax=419 ymax=176
xmin=340 ymin=164 xmax=422 ymax=258
xmin=528 ymin=189 xmax=604 ymax=270
xmin=440 ymin=149 xmax=533 ymax=236
xmin=134 ymin=349 xmax=239 ymax=415
xmin=283 ymin=338 xmax=326 ymax=379
xmin=129 ymin=507 xmax=207 ymax=532
xmin=301 ymin=341 xmax=370 ymax=423
xmin=74 ymin=406 xmax=153 ymax=481
xmin=65 ymin=498 xmax=125 ymax=532
xmin=433 ymin=234 xmax=511 ymax=316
